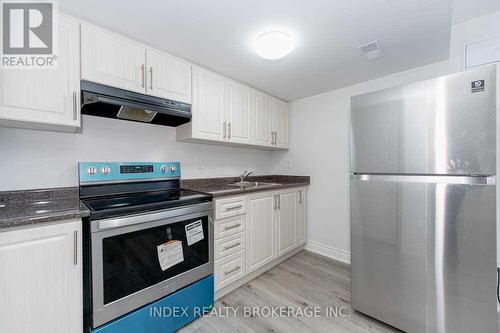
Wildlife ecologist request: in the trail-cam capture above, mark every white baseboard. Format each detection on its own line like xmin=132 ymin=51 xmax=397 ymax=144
xmin=305 ymin=240 xmax=351 ymax=264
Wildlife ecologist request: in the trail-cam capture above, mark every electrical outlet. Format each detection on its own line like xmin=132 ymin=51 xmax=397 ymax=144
xmin=198 ymin=157 xmax=206 ymax=169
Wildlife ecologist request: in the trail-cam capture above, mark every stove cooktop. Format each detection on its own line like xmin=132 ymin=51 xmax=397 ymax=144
xmin=79 ymin=162 xmax=212 ymax=220
xmin=82 ymin=189 xmax=212 ymax=220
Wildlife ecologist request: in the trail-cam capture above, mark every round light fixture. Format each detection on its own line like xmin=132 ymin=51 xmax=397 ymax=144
xmin=255 ymin=31 xmax=293 ymax=60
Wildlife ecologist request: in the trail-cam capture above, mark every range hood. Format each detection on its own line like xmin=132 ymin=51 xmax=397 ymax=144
xmin=81 ymin=81 xmax=191 ymax=127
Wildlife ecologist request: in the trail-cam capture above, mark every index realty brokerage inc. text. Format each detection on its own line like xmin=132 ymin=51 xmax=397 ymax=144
xmin=150 ymin=306 xmax=351 ymax=318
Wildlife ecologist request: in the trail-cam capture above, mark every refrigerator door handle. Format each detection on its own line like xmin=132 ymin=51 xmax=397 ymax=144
xmin=351 ymin=174 xmax=496 ymax=185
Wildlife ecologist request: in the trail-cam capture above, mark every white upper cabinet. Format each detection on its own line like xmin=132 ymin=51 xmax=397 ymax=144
xmin=146 ymin=48 xmax=192 ymax=103
xmin=251 ymin=91 xmax=290 ymax=149
xmin=0 ymin=14 xmax=80 ymax=131
xmin=252 ymin=90 xmax=273 ymax=147
xmin=188 ymin=66 xmax=226 ymax=141
xmin=225 ymin=79 xmax=253 ymax=144
xmin=81 ymin=23 xmax=146 ymax=93
xmin=177 ymin=68 xmax=259 ymax=146
xmin=271 ymin=97 xmax=290 ymax=149
xmin=178 ymin=80 xmax=290 ymax=149
xmin=81 ymin=23 xmax=192 ymax=104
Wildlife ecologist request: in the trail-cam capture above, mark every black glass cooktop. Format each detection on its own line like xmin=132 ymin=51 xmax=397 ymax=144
xmin=82 ymin=189 xmax=212 ymax=220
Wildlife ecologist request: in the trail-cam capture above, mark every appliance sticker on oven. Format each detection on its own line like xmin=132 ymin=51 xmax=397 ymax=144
xmin=157 ymin=240 xmax=184 ymax=271
xmin=185 ymin=220 xmax=204 ymax=246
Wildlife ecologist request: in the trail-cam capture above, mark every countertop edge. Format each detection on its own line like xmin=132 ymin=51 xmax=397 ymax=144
xmin=0 ymin=186 xmax=90 ymax=231
xmin=181 ymin=175 xmax=310 ymax=198
xmin=0 ymin=207 xmax=90 ymax=232
xmin=208 ymin=182 xmax=310 ymax=198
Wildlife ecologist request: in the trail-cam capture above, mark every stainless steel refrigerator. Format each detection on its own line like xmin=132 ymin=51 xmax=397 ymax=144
xmin=350 ymin=65 xmax=497 ymax=333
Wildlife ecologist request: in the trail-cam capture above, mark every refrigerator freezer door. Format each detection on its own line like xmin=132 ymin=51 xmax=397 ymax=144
xmin=351 ymin=65 xmax=496 ymax=175
xmin=350 ymin=175 xmax=496 ymax=333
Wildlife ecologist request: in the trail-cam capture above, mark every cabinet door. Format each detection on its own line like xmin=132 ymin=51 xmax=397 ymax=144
xmin=276 ymin=190 xmax=298 ymax=256
xmin=81 ymin=23 xmax=146 ymax=93
xmin=252 ymin=90 xmax=272 ymax=146
xmin=247 ymin=192 xmax=275 ymax=272
xmin=226 ymin=79 xmax=252 ymax=144
xmin=296 ymin=188 xmax=307 ymax=245
xmin=0 ymin=220 xmax=82 ymax=333
xmin=146 ymin=49 xmax=192 ymax=103
xmin=0 ymin=14 xmax=80 ymax=130
xmin=273 ymin=98 xmax=290 ymax=149
xmin=191 ymin=66 xmax=226 ymax=141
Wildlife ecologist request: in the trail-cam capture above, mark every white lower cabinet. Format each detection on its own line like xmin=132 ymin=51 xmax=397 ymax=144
xmin=276 ymin=190 xmax=298 ymax=256
xmin=0 ymin=220 xmax=82 ymax=333
xmin=213 ymin=214 xmax=246 ymax=239
xmin=246 ymin=192 xmax=276 ymax=272
xmin=215 ymin=250 xmax=246 ymax=290
xmin=214 ymin=231 xmax=246 ymax=260
xmin=214 ymin=187 xmax=307 ymax=294
xmin=215 ymin=195 xmax=247 ymax=220
xmin=297 ymin=188 xmax=307 ymax=244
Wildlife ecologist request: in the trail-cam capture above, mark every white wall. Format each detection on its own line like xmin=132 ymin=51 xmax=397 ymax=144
xmin=273 ymin=10 xmax=500 ymax=263
xmin=0 ymin=115 xmax=274 ymax=190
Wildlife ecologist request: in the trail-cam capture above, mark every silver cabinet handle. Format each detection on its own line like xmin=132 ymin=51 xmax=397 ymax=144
xmin=223 ymin=242 xmax=241 ymax=250
xmin=140 ymin=64 xmax=145 ymax=88
xmin=225 ymin=205 xmax=242 ymax=211
xmin=223 ymin=121 xmax=227 ymax=139
xmin=224 ymin=223 xmax=241 ymax=230
xmin=298 ymin=191 xmax=302 ymax=204
xmin=273 ymin=195 xmax=277 ymax=209
xmin=224 ymin=266 xmax=241 ymax=275
xmin=274 ymin=132 xmax=278 ymax=145
xmin=72 ymin=91 xmax=77 ymax=120
xmin=149 ymin=67 xmax=153 ymax=90
xmin=277 ymin=194 xmax=280 ymax=209
xmin=228 ymin=122 xmax=231 ymax=139
xmin=73 ymin=230 xmax=78 ymax=266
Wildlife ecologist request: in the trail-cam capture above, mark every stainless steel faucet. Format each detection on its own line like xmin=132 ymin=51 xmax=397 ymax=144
xmin=240 ymin=170 xmax=254 ymax=183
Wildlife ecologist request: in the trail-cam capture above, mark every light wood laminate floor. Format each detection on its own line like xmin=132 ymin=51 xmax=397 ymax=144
xmin=180 ymin=251 xmax=403 ymax=333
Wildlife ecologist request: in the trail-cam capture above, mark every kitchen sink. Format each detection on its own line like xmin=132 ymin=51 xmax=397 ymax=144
xmin=228 ymin=181 xmax=282 ymax=188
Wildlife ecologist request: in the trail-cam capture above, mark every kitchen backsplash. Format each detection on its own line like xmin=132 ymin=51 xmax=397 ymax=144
xmin=0 ymin=115 xmax=275 ymax=191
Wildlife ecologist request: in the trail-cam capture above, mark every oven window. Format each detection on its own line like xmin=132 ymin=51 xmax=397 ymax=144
xmin=102 ymin=216 xmax=209 ymax=304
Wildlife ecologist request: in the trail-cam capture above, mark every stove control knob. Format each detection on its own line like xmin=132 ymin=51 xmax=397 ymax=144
xmin=170 ymin=166 xmax=177 ymax=173
xmin=100 ymin=166 xmax=111 ymax=175
xmin=160 ymin=165 xmax=168 ymax=173
xmin=86 ymin=167 xmax=97 ymax=175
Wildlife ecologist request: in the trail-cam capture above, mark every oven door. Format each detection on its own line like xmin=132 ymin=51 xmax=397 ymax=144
xmin=90 ymin=202 xmax=213 ymax=328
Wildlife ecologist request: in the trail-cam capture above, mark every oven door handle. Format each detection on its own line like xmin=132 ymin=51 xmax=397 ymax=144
xmin=95 ymin=202 xmax=213 ymax=231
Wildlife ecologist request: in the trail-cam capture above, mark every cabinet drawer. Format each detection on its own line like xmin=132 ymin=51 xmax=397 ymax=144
xmin=215 ymin=250 xmax=246 ymax=291
xmin=214 ymin=215 xmax=246 ymax=239
xmin=215 ymin=196 xmax=246 ymax=219
xmin=214 ymin=232 xmax=246 ymax=260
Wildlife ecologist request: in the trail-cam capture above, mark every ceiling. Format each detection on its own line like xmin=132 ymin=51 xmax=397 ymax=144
xmin=59 ymin=0 xmax=499 ymax=101
xmin=452 ymin=0 xmax=500 ymax=24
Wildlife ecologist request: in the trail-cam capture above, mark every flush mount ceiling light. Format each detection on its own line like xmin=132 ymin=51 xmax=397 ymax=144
xmin=255 ymin=31 xmax=294 ymax=60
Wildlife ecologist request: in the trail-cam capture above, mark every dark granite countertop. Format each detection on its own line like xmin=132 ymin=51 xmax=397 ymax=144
xmin=181 ymin=175 xmax=310 ymax=198
xmin=0 ymin=187 xmax=90 ymax=231
xmin=0 ymin=175 xmax=308 ymax=230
